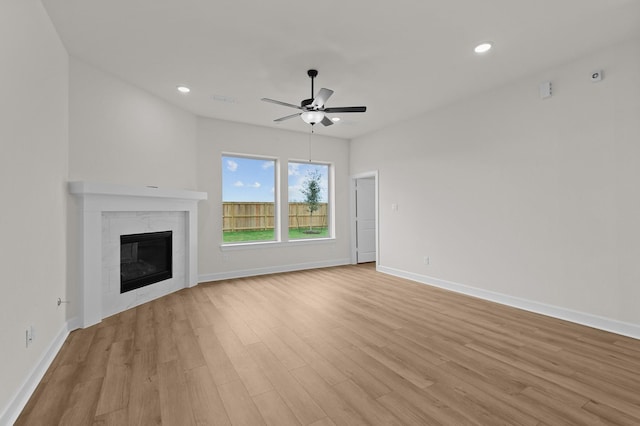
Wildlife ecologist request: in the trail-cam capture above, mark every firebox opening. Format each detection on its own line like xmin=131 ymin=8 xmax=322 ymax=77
xmin=120 ymin=230 xmax=172 ymax=293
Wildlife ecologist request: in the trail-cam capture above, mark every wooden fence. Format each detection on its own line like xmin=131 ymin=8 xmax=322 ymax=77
xmin=223 ymin=202 xmax=327 ymax=232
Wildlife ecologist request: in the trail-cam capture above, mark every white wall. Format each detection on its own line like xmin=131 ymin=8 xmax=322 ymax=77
xmin=69 ymin=58 xmax=198 ymax=189
xmin=351 ymin=38 xmax=640 ymax=333
xmin=197 ymin=118 xmax=352 ymax=279
xmin=0 ymin=0 xmax=69 ymax=420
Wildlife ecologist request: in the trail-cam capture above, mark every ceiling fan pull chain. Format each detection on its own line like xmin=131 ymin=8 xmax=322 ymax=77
xmin=308 ymin=127 xmax=313 ymax=162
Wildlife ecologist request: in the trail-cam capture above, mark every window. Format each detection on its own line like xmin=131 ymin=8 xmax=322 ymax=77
xmin=222 ymin=155 xmax=276 ymax=243
xmin=288 ymin=162 xmax=330 ymax=240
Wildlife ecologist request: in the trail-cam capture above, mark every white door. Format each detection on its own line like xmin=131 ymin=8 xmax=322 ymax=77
xmin=356 ymin=177 xmax=376 ymax=263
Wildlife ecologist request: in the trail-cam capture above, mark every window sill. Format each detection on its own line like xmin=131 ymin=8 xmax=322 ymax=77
xmin=220 ymin=237 xmax=336 ymax=251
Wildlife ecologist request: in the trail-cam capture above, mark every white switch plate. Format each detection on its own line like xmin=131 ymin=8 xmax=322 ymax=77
xmin=539 ymin=81 xmax=552 ymax=99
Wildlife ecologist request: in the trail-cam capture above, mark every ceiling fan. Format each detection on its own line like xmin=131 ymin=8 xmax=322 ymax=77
xmin=261 ymin=69 xmax=366 ymax=126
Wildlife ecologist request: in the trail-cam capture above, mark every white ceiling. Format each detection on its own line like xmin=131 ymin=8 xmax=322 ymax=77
xmin=42 ymin=0 xmax=640 ymax=140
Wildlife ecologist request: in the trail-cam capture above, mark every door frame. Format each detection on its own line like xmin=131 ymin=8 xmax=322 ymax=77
xmin=350 ymin=171 xmax=379 ymax=265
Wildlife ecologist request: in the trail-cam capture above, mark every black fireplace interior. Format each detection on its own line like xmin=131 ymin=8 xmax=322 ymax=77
xmin=120 ymin=230 xmax=172 ymax=293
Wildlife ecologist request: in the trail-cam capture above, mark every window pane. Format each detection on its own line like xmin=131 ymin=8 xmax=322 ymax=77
xmin=288 ymin=162 xmax=330 ymax=240
xmin=222 ymin=156 xmax=276 ymax=243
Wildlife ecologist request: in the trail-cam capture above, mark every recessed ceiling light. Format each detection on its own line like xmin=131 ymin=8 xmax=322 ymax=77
xmin=332 ymin=117 xmax=341 ymax=122
xmin=176 ymin=85 xmax=191 ymax=94
xmin=474 ymin=42 xmax=493 ymax=54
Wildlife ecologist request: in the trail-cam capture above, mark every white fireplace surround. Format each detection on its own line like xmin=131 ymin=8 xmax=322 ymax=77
xmin=70 ymin=182 xmax=207 ymax=328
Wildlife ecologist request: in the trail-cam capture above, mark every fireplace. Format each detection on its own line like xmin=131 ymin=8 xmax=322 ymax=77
xmin=70 ymin=181 xmax=207 ymax=327
xmin=120 ymin=231 xmax=173 ymax=293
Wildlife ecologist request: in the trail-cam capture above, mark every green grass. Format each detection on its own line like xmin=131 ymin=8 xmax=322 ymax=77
xmin=223 ymin=227 xmax=329 ymax=243
xmin=289 ymin=227 xmax=329 ymax=240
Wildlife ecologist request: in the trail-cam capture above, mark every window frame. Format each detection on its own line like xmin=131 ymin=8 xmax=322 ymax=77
xmin=221 ymin=153 xmax=279 ymax=245
xmin=219 ymin=153 xmax=336 ymax=249
xmin=286 ymin=160 xmax=333 ymax=242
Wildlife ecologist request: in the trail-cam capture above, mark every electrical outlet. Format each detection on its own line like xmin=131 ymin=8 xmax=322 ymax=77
xmin=423 ymin=256 xmax=430 ymax=265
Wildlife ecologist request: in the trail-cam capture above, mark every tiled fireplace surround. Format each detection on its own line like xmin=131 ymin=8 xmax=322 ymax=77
xmin=70 ymin=182 xmax=207 ymax=328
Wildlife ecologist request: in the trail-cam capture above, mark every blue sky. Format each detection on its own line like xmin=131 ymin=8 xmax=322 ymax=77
xmin=222 ymin=156 xmax=328 ymax=202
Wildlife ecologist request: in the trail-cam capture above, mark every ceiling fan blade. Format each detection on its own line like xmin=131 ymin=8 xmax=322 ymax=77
xmin=321 ymin=116 xmax=334 ymax=126
xmin=274 ymin=112 xmax=301 ymax=122
xmin=261 ymin=98 xmax=302 ymax=110
xmin=311 ymin=88 xmax=334 ymax=108
xmin=324 ymin=106 xmax=367 ymax=113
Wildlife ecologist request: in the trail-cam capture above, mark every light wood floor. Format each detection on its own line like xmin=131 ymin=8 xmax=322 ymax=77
xmin=17 ymin=264 xmax=640 ymax=425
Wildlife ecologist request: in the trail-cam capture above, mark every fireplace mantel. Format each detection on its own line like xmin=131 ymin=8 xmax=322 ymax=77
xmin=69 ymin=181 xmax=206 ymax=202
xmin=70 ymin=182 xmax=207 ymax=327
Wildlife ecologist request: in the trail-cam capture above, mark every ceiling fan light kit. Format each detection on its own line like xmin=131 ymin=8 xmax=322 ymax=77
xmin=301 ymin=110 xmax=325 ymax=125
xmin=262 ymin=69 xmax=367 ymax=127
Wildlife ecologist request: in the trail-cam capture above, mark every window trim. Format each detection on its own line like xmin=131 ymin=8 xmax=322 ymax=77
xmin=221 ymin=153 xmax=279 ymax=245
xmin=286 ymin=160 xmax=333 ymax=242
xmin=219 ymin=153 xmax=336 ymax=248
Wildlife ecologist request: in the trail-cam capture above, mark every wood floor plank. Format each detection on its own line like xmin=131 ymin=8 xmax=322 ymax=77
xmin=271 ymin=325 xmax=348 ymax=386
xmin=377 ymin=390 xmax=459 ymax=426
xmin=246 ymin=318 xmax=307 ymax=371
xmin=132 ymin=302 xmax=156 ymax=353
xmin=195 ymin=326 xmax=241 ymax=386
xmin=252 ymin=389 xmax=302 ymax=426
xmin=76 ymin=324 xmax=116 ymax=383
xmin=16 ymin=264 xmax=640 ymax=425
xmin=247 ymin=342 xmax=327 ymax=425
xmin=152 ymin=296 xmax=179 ymax=364
xmin=359 ymin=344 xmax=435 ymax=389
xmin=113 ymin=307 xmax=136 ymax=342
xmin=217 ymin=379 xmax=266 ymax=426
xmin=56 ymin=325 xmax=98 ymax=367
xmin=172 ymin=318 xmax=206 ymax=371
xmin=583 ymin=400 xmax=640 ymax=426
xmin=94 ymin=339 xmax=133 ymax=416
xmin=127 ymin=350 xmax=161 ymax=425
xmin=183 ymin=286 xmax=213 ymax=330
xmin=332 ymin=379 xmax=404 ymax=425
xmin=516 ymin=386 xmax=607 ymax=426
xmin=216 ymin=305 xmax=262 ymax=346
xmin=157 ymin=359 xmax=196 ymax=426
xmin=215 ymin=328 xmax=274 ymax=397
xmin=301 ymin=330 xmax=392 ymax=399
xmin=92 ymin=407 xmax=128 ymax=426
xmin=185 ymin=365 xmax=231 ymax=425
xmin=57 ymin=378 xmax=103 ymax=426
xmin=290 ymin=365 xmax=369 ymax=426
xmin=308 ymin=418 xmax=337 ymax=426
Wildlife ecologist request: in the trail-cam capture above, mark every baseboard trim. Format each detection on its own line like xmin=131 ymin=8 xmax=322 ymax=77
xmin=377 ymin=265 xmax=640 ymax=340
xmin=1 ymin=318 xmax=77 ymax=425
xmin=199 ymin=258 xmax=352 ymax=283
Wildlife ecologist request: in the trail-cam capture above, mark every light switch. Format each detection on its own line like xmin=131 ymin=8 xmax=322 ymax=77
xmin=539 ymin=81 xmax=552 ymax=99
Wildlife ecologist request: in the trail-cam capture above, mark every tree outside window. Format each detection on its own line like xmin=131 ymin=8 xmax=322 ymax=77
xmin=288 ymin=162 xmax=330 ymax=240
